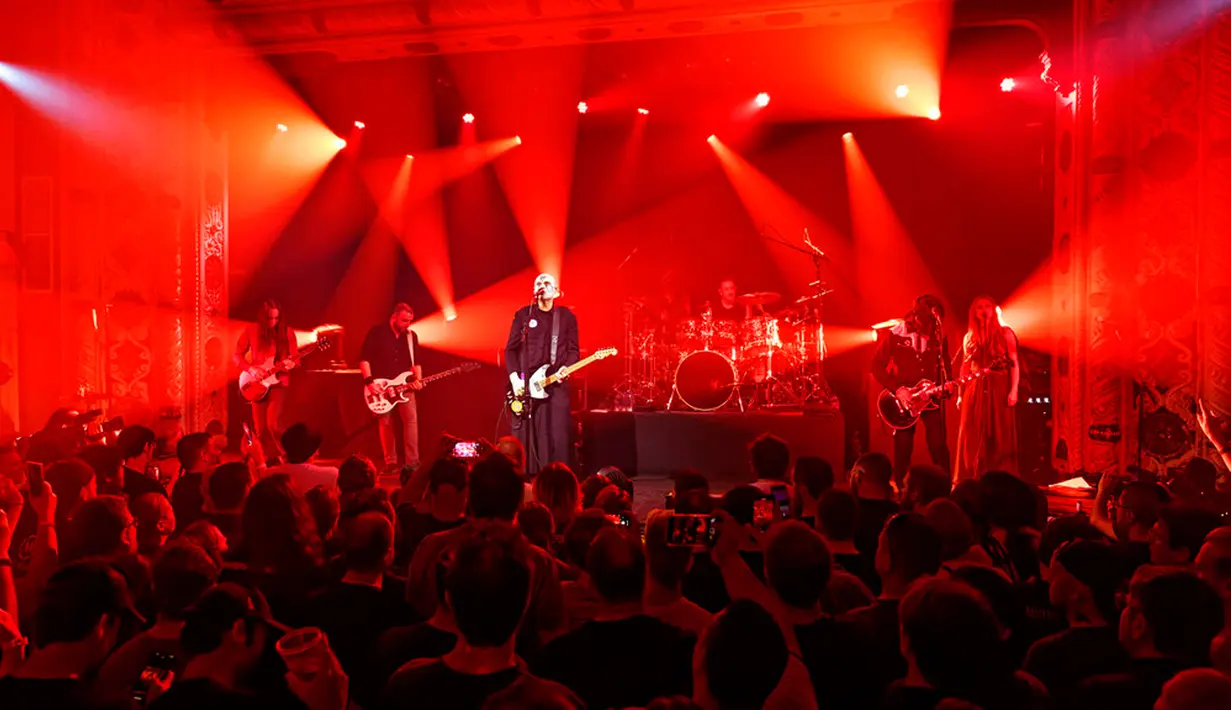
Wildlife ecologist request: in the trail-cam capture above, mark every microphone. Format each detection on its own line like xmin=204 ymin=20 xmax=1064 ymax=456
xmin=534 ymin=286 xmax=546 ymax=297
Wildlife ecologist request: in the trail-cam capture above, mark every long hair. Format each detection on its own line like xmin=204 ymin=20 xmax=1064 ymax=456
xmin=965 ymin=295 xmax=1008 ymax=364
xmin=238 ymin=474 xmax=324 ymax=573
xmin=256 ymin=299 xmax=288 ymax=358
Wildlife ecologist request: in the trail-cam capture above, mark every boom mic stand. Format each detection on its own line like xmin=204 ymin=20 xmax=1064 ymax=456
xmin=759 ymin=226 xmax=838 ymax=407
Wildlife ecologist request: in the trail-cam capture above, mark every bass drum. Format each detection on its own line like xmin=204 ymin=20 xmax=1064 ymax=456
xmin=674 ymin=350 xmax=737 ymax=412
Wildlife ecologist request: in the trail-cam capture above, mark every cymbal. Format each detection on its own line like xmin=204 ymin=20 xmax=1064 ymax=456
xmin=736 ymin=292 xmax=781 ymax=306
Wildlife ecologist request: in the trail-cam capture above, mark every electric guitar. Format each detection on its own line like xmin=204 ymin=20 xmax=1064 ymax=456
xmin=239 ymin=337 xmax=333 ymax=403
xmin=508 ymin=347 xmax=618 ymax=417
xmin=365 ymin=362 xmax=482 ymax=415
xmin=876 ymin=358 xmax=1009 ymax=430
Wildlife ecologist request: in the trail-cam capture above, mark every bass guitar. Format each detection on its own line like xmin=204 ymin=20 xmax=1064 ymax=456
xmin=508 ymin=347 xmax=618 ymax=417
xmin=365 ymin=362 xmax=482 ymax=415
xmin=239 ymin=337 xmax=333 ymax=403
xmin=876 ymin=358 xmax=1009 ymax=430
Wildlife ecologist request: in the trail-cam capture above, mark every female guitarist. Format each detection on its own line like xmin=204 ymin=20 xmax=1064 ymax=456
xmin=234 ymin=299 xmax=298 ymax=459
xmin=954 ymin=295 xmax=1020 ymax=481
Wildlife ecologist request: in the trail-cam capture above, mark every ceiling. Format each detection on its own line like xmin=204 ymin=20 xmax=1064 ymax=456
xmin=193 ymin=0 xmax=949 ymax=61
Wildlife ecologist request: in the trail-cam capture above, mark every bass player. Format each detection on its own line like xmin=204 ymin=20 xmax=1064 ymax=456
xmin=360 ymin=303 xmax=423 ymax=473
xmin=234 ymin=299 xmax=298 ymax=460
xmin=505 ymin=273 xmax=580 ymax=474
xmin=870 ymin=294 xmax=953 ymax=485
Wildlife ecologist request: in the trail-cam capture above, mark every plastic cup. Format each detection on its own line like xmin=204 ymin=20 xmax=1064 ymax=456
xmin=276 ymin=627 xmax=327 ymax=679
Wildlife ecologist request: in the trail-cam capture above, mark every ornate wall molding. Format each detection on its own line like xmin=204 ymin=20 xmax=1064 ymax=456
xmin=1058 ymin=0 xmax=1229 ymax=480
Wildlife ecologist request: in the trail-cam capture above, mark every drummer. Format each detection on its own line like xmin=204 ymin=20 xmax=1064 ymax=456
xmin=710 ymin=278 xmax=746 ymax=321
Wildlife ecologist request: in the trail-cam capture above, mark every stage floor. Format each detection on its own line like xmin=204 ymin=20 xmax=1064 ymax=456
xmin=579 ymin=409 xmax=844 ymax=483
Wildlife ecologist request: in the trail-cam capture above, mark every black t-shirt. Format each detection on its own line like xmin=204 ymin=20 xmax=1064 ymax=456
xmin=305 ymin=581 xmax=420 ymax=707
xmin=1070 ymin=658 xmax=1191 ymax=710
xmin=171 ymin=472 xmax=206 ymax=531
xmin=879 ymin=675 xmax=1050 ymax=710
xmin=0 ymin=677 xmax=131 ymax=710
xmin=533 ymin=615 xmax=695 ymax=710
xmin=149 ymin=678 xmax=305 ymax=710
xmin=796 ymin=616 xmax=862 ymax=709
xmin=360 ymin=325 xmax=420 ymax=381
xmin=380 ymin=659 xmax=526 ymax=710
xmin=854 ymin=498 xmax=900 ymax=593
xmin=1023 ymin=625 xmax=1129 ymax=703
xmin=124 ymin=467 xmax=167 ymax=499
xmin=371 ymin=622 xmax=458 ymax=700
xmin=712 ymin=302 xmax=742 ymax=321
xmin=837 ymin=599 xmax=904 ymax=709
xmin=395 ymin=508 xmax=466 ymax=569
xmin=834 ymin=551 xmax=879 ymax=595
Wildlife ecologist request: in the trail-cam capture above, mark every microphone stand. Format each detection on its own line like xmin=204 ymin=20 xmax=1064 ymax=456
xmin=516 ymin=294 xmax=539 ymax=467
xmin=759 ymin=225 xmax=835 ymax=406
xmin=933 ymin=312 xmax=949 ymax=441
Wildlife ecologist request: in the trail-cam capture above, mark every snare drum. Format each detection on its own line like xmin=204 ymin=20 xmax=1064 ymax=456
xmin=674 ymin=350 xmax=737 ymax=412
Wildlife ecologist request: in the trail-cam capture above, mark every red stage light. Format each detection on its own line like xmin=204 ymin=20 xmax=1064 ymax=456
xmin=514 ymin=135 xmax=522 ymax=145
xmin=895 ymin=85 xmax=910 ymax=99
xmin=354 ymin=120 xmax=366 ymax=129
xmin=842 ymin=132 xmax=853 ymax=141
xmin=637 ymin=108 xmax=649 ymax=115
xmin=462 ymin=113 xmax=475 ymax=124
xmin=406 ymin=154 xmax=414 ymax=160
xmin=755 ymin=92 xmax=771 ymax=108
xmin=1000 ymin=78 xmax=1016 ymax=92
xmin=334 ymin=137 xmax=347 ymax=150
xmin=276 ymin=123 xmax=288 ymax=133
xmin=706 ymin=134 xmax=718 ymax=144
xmin=577 ymin=101 xmax=588 ymax=114
xmin=927 ymin=107 xmax=941 ymax=121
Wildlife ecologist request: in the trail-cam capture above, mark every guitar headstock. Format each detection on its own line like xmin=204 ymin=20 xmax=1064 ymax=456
xmin=460 ymin=362 xmax=482 ymax=373
xmin=593 ymin=347 xmax=618 ymax=360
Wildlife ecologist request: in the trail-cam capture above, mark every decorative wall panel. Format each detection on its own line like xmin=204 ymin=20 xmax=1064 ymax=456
xmin=1060 ymin=0 xmax=1231 ymax=482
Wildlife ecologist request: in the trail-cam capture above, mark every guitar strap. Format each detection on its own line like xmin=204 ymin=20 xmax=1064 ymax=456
xmin=549 ymin=310 xmax=560 ymax=366
xmin=406 ymin=330 xmax=416 ymax=369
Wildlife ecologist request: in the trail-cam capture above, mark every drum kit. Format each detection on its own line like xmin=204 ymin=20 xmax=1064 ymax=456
xmin=614 ymin=291 xmax=835 ymax=412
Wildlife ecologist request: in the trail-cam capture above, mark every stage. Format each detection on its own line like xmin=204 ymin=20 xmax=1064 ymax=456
xmin=579 ymin=409 xmax=844 ymax=484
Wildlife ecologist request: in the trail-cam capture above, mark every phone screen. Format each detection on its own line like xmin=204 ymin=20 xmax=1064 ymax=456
xmin=665 ymin=514 xmax=719 ymax=547
xmin=27 ymin=461 xmax=44 ymax=492
xmin=452 ymin=441 xmax=480 ymax=459
xmin=132 ymin=650 xmax=176 ymax=703
xmin=753 ymin=499 xmax=774 ymax=529
xmin=770 ymin=485 xmax=790 ymax=519
xmin=607 ymin=512 xmax=634 ymax=529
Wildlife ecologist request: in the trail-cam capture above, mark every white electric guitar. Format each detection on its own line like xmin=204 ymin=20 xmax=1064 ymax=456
xmin=365 ymin=362 xmax=482 ymax=415
xmin=239 ymin=337 xmax=332 ymax=402
xmin=508 ymin=347 xmax=618 ymax=417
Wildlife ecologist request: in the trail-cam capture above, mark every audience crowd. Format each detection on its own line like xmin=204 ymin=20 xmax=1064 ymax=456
xmin=1 ymin=411 xmax=1231 ymax=710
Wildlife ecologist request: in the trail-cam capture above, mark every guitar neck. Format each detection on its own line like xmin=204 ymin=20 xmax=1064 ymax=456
xmin=420 ymin=366 xmax=464 ymax=385
xmin=544 ymin=354 xmax=602 ymax=386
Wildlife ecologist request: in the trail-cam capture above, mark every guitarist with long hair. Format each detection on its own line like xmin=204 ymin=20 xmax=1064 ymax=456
xmin=871 ymin=294 xmax=953 ymax=485
xmin=234 ymin=299 xmax=298 ymax=459
xmin=505 ymin=273 xmax=580 ymax=474
xmin=954 ymin=295 xmax=1020 ymax=480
